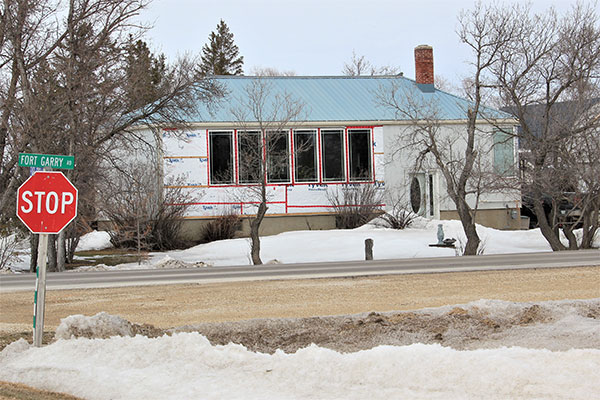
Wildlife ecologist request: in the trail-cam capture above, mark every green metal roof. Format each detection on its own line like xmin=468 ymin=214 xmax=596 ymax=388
xmin=190 ymin=75 xmax=511 ymax=123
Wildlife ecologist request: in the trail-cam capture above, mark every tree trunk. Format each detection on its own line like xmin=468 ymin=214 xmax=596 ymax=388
xmin=455 ymin=198 xmax=480 ymax=255
xmin=57 ymin=231 xmax=66 ymax=272
xmin=47 ymin=234 xmax=57 ymax=272
xmin=534 ymin=199 xmax=566 ymax=251
xmin=562 ymin=225 xmax=579 ymax=251
xmin=250 ymin=201 xmax=267 ymax=265
xmin=29 ymin=234 xmax=39 ymax=273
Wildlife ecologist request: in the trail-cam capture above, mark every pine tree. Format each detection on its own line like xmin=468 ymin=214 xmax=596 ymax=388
xmin=200 ymin=20 xmax=244 ymax=76
xmin=125 ymin=37 xmax=167 ymax=110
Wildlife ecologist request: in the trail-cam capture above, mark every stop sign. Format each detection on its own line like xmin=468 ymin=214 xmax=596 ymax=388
xmin=17 ymin=171 xmax=78 ymax=234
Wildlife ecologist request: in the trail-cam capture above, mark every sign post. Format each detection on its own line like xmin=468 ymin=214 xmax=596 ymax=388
xmin=16 ymin=171 xmax=78 ymax=347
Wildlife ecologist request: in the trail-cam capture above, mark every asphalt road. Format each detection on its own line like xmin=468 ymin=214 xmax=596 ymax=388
xmin=1 ymin=250 xmax=598 ymax=292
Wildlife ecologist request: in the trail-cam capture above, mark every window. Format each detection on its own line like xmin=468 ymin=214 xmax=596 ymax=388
xmin=266 ymin=131 xmax=290 ymax=183
xmin=493 ymin=131 xmax=515 ymax=176
xmin=428 ymin=174 xmax=434 ymax=217
xmin=348 ymin=129 xmax=372 ymax=181
xmin=293 ymin=130 xmax=318 ymax=182
xmin=209 ymin=131 xmax=233 ymax=184
xmin=321 ymin=129 xmax=344 ymax=181
xmin=410 ymin=176 xmax=422 ymax=213
xmin=238 ymin=131 xmax=261 ymax=184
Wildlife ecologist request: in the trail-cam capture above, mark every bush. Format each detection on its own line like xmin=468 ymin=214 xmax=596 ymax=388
xmin=100 ymin=162 xmax=194 ymax=251
xmin=200 ymin=213 xmax=242 ymax=243
xmin=327 ymin=184 xmax=384 ymax=229
xmin=376 ymin=193 xmax=418 ymax=230
xmin=378 ymin=209 xmax=417 ymax=230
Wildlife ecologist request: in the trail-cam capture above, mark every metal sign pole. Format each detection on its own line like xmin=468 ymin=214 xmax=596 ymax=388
xmin=33 ymin=233 xmax=48 ymax=347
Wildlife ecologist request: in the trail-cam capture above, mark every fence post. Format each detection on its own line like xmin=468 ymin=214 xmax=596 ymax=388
xmin=365 ymin=238 xmax=374 ymax=260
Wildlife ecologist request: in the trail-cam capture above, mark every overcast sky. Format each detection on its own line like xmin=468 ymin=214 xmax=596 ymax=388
xmin=138 ymin=0 xmax=577 ymax=86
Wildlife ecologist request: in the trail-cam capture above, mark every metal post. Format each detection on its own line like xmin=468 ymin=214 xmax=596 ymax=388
xmin=33 ymin=233 xmax=48 ymax=347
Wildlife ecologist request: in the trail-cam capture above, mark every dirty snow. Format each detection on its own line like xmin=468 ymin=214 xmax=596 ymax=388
xmin=1 ymin=298 xmax=599 ymax=400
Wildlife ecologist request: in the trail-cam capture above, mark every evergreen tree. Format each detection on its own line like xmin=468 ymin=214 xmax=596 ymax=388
xmin=200 ymin=20 xmax=244 ymax=76
xmin=125 ymin=37 xmax=167 ymax=110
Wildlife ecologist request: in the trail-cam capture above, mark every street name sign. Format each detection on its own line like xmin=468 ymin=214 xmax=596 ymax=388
xmin=18 ymin=153 xmax=75 ymax=170
xmin=17 ymin=171 xmax=78 ymax=234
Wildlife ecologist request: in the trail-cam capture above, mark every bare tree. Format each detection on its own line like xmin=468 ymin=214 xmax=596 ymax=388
xmin=231 ymin=78 xmax=305 ymax=265
xmin=0 ymin=0 xmax=223 ymax=271
xmin=342 ymin=50 xmax=402 ymax=76
xmin=377 ymin=5 xmax=520 ymax=255
xmin=483 ymin=2 xmax=600 ymax=250
xmin=249 ymin=66 xmax=297 ymax=77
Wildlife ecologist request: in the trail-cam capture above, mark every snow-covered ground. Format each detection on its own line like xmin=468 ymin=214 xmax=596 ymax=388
xmin=1 ymin=299 xmax=599 ymax=400
xmin=9 ymin=217 xmax=592 ymax=272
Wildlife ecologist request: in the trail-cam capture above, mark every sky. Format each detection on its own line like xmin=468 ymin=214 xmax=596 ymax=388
xmin=137 ymin=0 xmax=577 ymax=86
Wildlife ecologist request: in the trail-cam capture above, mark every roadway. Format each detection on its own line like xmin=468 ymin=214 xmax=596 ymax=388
xmin=1 ymin=250 xmax=598 ymax=292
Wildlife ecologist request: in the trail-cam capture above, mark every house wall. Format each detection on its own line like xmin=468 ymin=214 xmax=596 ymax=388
xmin=382 ymin=122 xmax=522 ymax=229
xmin=162 ymin=126 xmax=386 ymax=218
xmin=157 ymin=119 xmax=523 ymax=235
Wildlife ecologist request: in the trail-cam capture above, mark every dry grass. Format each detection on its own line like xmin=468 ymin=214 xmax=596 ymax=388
xmin=0 ymin=381 xmax=82 ymax=400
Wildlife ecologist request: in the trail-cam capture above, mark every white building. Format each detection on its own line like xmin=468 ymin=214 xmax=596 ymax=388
xmin=157 ymin=46 xmax=521 ymax=238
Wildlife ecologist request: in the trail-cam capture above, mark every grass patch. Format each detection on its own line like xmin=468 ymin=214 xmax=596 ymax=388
xmin=69 ymin=249 xmax=149 ymax=268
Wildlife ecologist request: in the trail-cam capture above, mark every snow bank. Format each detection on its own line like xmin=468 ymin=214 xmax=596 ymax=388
xmin=2 ymin=299 xmax=599 ymax=399
xmin=75 ymin=230 xmax=113 ymax=252
xmin=156 ymin=221 xmax=555 ymax=268
xmin=55 ymin=312 xmax=134 ymax=339
xmin=1 ymin=333 xmax=598 ymax=400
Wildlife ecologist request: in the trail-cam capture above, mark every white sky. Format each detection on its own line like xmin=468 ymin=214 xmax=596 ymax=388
xmin=138 ymin=0 xmax=576 ymax=85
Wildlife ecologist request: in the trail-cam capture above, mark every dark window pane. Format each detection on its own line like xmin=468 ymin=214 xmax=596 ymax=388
xmin=267 ymin=131 xmax=290 ymax=183
xmin=429 ymin=174 xmax=434 ymax=216
xmin=410 ymin=177 xmax=421 ymax=213
xmin=349 ymin=129 xmax=371 ymax=181
xmin=209 ymin=131 xmax=233 ymax=184
xmin=294 ymin=130 xmax=317 ymax=182
xmin=321 ymin=129 xmax=344 ymax=181
xmin=238 ymin=131 xmax=261 ymax=184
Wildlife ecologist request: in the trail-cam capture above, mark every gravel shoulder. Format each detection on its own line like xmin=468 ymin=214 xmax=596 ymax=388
xmin=2 ymin=266 xmax=599 ymax=333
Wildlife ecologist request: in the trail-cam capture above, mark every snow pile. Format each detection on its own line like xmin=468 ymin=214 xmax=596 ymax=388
xmin=155 ymin=221 xmax=556 ymax=268
xmin=418 ymin=299 xmax=600 ymax=351
xmin=153 ymin=255 xmax=209 ymax=269
xmin=55 ymin=312 xmax=134 ymax=339
xmin=75 ymin=230 xmax=113 ymax=252
xmin=0 ymin=333 xmax=598 ymax=400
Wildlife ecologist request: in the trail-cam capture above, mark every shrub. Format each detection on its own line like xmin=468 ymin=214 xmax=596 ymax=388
xmin=200 ymin=213 xmax=242 ymax=243
xmin=327 ymin=184 xmax=384 ymax=229
xmin=376 ymin=193 xmax=418 ymax=230
xmin=100 ymin=162 xmax=195 ymax=252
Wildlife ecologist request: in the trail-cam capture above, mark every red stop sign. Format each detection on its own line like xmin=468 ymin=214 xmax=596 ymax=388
xmin=17 ymin=171 xmax=78 ymax=234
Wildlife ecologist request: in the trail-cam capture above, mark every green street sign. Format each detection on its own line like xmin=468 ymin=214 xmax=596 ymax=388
xmin=18 ymin=153 xmax=75 ymax=170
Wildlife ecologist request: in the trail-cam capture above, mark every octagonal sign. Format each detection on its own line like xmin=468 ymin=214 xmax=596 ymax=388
xmin=17 ymin=171 xmax=78 ymax=234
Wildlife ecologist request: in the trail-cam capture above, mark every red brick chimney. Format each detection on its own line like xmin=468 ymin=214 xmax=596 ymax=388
xmin=414 ymin=45 xmax=434 ymax=86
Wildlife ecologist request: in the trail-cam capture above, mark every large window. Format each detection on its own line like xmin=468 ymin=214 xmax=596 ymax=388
xmin=266 ymin=131 xmax=290 ymax=183
xmin=493 ymin=131 xmax=515 ymax=176
xmin=209 ymin=131 xmax=234 ymax=184
xmin=348 ymin=129 xmax=372 ymax=181
xmin=293 ymin=130 xmax=318 ymax=182
xmin=321 ymin=129 xmax=344 ymax=181
xmin=238 ymin=131 xmax=261 ymax=184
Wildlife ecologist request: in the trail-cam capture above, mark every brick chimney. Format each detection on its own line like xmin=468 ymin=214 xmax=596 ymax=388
xmin=414 ymin=45 xmax=434 ymax=86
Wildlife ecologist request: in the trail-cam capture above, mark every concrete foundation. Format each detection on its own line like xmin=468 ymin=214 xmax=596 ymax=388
xmin=440 ymin=208 xmax=523 ymax=231
xmin=179 ymin=213 xmax=338 ymax=242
